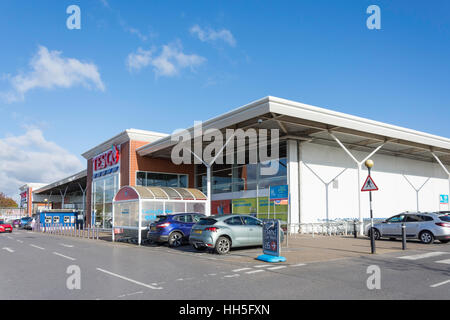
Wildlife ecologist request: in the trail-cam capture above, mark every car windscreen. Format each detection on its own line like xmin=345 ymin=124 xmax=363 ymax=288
xmin=197 ymin=218 xmax=217 ymax=225
xmin=439 ymin=215 xmax=450 ymax=222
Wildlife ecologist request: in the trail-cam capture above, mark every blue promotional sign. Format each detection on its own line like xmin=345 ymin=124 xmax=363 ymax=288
xmin=269 ymin=185 xmax=289 ymax=201
xmin=262 ymin=219 xmax=281 ymax=257
xmin=440 ymin=194 xmax=449 ymax=204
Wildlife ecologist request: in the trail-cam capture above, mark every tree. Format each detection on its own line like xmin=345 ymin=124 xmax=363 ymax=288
xmin=0 ymin=192 xmax=18 ymax=208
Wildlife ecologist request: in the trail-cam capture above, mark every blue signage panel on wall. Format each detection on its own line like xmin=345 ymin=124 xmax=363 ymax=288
xmin=440 ymin=194 xmax=449 ymax=204
xmin=269 ymin=185 xmax=289 ymax=201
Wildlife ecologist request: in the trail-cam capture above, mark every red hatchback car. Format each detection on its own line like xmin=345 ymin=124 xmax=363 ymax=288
xmin=0 ymin=219 xmax=13 ymax=233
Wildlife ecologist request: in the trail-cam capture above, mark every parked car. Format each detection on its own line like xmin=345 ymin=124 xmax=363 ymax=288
xmin=21 ymin=217 xmax=34 ymax=230
xmin=20 ymin=217 xmax=33 ymax=229
xmin=0 ymin=219 xmax=13 ymax=233
xmin=147 ymin=213 xmax=206 ymax=247
xmin=12 ymin=219 xmax=21 ymax=228
xmin=365 ymin=212 xmax=450 ymax=244
xmin=189 ymin=214 xmax=285 ymax=254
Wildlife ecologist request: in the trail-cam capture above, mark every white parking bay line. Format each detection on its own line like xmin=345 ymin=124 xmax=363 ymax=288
xmin=60 ymin=243 xmax=74 ymax=248
xmin=267 ymin=266 xmax=287 ymax=270
xmin=254 ymin=265 xmax=271 ymax=268
xmin=224 ymin=274 xmax=240 ymax=278
xmin=398 ymin=252 xmax=448 ymax=260
xmin=246 ymin=269 xmax=265 ymax=274
xmin=96 ymin=268 xmax=163 ymax=290
xmin=232 ymin=268 xmax=252 ymax=272
xmin=435 ymin=259 xmax=450 ymax=265
xmin=2 ymin=247 xmax=14 ymax=253
xmin=30 ymin=244 xmax=45 ymax=250
xmin=290 ymin=263 xmax=306 ymax=267
xmin=430 ymin=279 xmax=450 ymax=288
xmin=16 ymin=240 xmax=23 ymax=243
xmin=52 ymin=252 xmax=76 ymax=261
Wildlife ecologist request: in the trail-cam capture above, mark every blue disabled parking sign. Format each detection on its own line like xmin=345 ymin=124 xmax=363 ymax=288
xmin=440 ymin=194 xmax=449 ymax=204
xmin=257 ymin=219 xmax=286 ymax=263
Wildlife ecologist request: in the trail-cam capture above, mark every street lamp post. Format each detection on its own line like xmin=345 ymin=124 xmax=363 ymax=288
xmin=365 ymin=159 xmax=376 ymax=254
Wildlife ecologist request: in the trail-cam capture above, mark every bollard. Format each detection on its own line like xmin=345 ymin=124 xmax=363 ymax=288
xmin=97 ymin=227 xmax=99 ymax=240
xmin=401 ymin=223 xmax=406 ymax=250
xmin=353 ymin=221 xmax=357 ymax=238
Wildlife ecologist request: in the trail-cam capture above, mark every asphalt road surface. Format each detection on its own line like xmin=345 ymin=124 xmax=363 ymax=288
xmin=1 ymin=230 xmax=449 ymax=300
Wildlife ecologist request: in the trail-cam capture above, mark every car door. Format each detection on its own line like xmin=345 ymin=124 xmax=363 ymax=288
xmin=224 ymin=216 xmax=250 ymax=246
xmin=404 ymin=214 xmax=421 ymax=238
xmin=242 ymin=216 xmax=263 ymax=245
xmin=382 ymin=214 xmax=405 ymax=237
xmin=177 ymin=215 xmax=192 ymax=237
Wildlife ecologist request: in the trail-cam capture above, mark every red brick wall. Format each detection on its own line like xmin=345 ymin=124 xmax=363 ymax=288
xmin=129 ymin=140 xmax=195 ymax=187
xmin=120 ymin=141 xmax=130 ymax=187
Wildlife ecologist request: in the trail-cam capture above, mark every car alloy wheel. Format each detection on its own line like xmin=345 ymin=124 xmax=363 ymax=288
xmin=371 ymin=228 xmax=381 ymax=240
xmin=169 ymin=232 xmax=183 ymax=247
xmin=215 ymin=237 xmax=231 ymax=255
xmin=420 ymin=231 xmax=434 ymax=244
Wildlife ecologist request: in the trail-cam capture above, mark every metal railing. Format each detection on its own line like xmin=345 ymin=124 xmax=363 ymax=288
xmin=280 ymin=219 xmax=387 ymax=237
xmin=33 ymin=223 xmax=100 ymax=240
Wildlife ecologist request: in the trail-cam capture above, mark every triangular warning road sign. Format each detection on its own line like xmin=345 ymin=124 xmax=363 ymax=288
xmin=361 ymin=175 xmax=378 ymax=192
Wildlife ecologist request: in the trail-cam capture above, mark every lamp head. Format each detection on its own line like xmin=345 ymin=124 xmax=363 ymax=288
xmin=365 ymin=159 xmax=374 ymax=169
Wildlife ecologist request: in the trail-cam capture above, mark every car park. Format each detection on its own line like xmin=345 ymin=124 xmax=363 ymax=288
xmin=0 ymin=219 xmax=13 ymax=233
xmin=189 ymin=214 xmax=284 ymax=254
xmin=147 ymin=213 xmax=205 ymax=247
xmin=366 ymin=212 xmax=450 ymax=244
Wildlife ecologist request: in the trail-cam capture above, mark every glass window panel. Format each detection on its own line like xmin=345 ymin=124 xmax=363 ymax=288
xmin=136 ymin=172 xmax=146 ymax=186
xmin=179 ymin=175 xmax=188 ymax=188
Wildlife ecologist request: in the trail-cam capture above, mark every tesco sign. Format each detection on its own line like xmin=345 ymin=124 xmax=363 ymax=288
xmin=93 ymin=145 xmax=120 ymax=176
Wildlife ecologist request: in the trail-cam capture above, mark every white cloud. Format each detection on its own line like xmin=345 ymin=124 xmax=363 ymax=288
xmin=0 ymin=128 xmax=84 ymax=198
xmin=2 ymin=46 xmax=105 ymax=102
xmin=99 ymin=0 xmax=110 ymax=8
xmin=126 ymin=41 xmax=206 ymax=76
xmin=190 ymin=25 xmax=236 ymax=47
xmin=126 ymin=47 xmax=153 ymax=71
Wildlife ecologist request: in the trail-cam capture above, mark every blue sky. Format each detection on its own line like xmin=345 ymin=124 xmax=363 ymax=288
xmin=0 ymin=0 xmax=449 ymax=196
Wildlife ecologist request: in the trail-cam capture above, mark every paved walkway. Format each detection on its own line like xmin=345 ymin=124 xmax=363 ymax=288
xmin=275 ymin=234 xmax=446 ymax=264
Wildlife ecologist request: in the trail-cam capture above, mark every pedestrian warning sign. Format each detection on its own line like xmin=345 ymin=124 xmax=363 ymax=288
xmin=361 ymin=175 xmax=378 ymax=192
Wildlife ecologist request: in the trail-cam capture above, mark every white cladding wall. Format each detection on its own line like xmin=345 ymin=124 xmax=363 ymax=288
xmin=299 ymin=142 xmax=449 ymax=223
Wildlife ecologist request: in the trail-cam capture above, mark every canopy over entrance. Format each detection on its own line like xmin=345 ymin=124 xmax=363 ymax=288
xmin=114 ymin=186 xmax=207 ymax=202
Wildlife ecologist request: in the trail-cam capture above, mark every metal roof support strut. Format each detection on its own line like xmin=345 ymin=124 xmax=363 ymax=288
xmin=190 ymin=133 xmax=236 ymax=216
xmin=431 ymin=152 xmax=450 ymax=210
xmin=329 ymin=131 xmax=386 ymax=235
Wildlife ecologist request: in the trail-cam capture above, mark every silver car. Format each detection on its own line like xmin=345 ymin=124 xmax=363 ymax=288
xmin=365 ymin=212 xmax=450 ymax=244
xmin=189 ymin=214 xmax=266 ymax=254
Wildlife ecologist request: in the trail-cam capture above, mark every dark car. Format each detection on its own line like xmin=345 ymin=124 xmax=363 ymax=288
xmin=147 ymin=213 xmax=205 ymax=247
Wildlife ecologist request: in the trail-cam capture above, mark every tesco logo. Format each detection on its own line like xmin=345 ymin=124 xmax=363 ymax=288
xmin=93 ymin=145 xmax=120 ymax=172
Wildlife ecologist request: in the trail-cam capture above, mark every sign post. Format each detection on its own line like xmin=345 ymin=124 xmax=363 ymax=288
xmin=361 ymin=159 xmax=378 ymax=254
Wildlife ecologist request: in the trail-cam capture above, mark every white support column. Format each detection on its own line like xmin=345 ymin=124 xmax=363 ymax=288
xmin=329 ymin=132 xmax=386 ymax=235
xmin=59 ymin=186 xmax=69 ymax=210
xmin=206 ymin=166 xmax=212 ymax=216
xmin=287 ymin=140 xmax=300 ymax=233
xmin=431 ymin=152 xmax=450 ymax=210
xmin=138 ymin=201 xmax=142 ymax=245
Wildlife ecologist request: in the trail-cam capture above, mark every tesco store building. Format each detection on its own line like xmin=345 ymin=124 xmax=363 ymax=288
xmin=26 ymin=97 xmax=450 ymax=232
